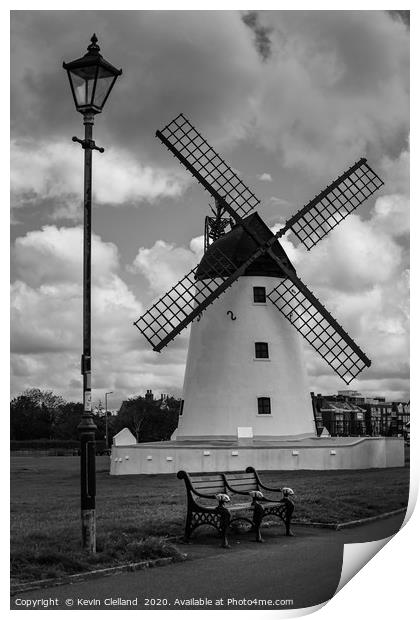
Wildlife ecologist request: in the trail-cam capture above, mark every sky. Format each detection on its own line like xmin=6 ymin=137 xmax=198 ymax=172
xmin=10 ymin=10 xmax=410 ymax=410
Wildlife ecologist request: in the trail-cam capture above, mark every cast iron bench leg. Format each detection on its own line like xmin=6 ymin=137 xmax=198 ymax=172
xmin=284 ymin=498 xmax=295 ymax=536
xmin=253 ymin=502 xmax=265 ymax=543
xmin=217 ymin=505 xmax=231 ymax=548
xmin=183 ymin=511 xmax=193 ymax=543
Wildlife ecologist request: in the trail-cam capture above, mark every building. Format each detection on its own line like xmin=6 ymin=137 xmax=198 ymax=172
xmin=311 ymin=393 xmax=366 ymax=436
xmin=311 ymin=392 xmax=410 ymax=438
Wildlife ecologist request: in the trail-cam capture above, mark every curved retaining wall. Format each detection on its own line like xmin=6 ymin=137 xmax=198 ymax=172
xmin=110 ymin=437 xmax=404 ymax=475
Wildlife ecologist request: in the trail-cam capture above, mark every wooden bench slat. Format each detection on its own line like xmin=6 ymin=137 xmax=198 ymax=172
xmin=192 ymin=481 xmax=226 ymax=490
xmin=224 ymin=473 xmax=257 ymax=480
xmin=224 ymin=479 xmax=256 ymax=484
xmin=191 ymin=479 xmax=225 ymax=486
xmin=189 ymin=475 xmax=224 ymax=482
xmin=226 ymin=482 xmax=259 ymax=490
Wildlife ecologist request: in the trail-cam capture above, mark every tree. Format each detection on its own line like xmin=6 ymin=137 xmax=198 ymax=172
xmin=113 ymin=394 xmax=180 ymax=443
xmin=10 ymin=395 xmax=37 ymax=440
xmin=54 ymin=402 xmax=84 ymax=440
xmin=114 ymin=397 xmax=149 ymax=442
xmin=24 ymin=388 xmax=65 ymax=439
xmin=11 ymin=389 xmax=65 ymax=440
xmin=22 ymin=388 xmax=65 ymax=410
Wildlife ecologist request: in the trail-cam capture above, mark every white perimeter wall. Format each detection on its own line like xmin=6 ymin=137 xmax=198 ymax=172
xmin=110 ymin=438 xmax=405 ymax=475
xmin=176 ymin=275 xmax=316 ymax=440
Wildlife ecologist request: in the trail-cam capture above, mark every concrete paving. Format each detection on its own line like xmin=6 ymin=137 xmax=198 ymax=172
xmin=10 ymin=513 xmax=405 ymax=611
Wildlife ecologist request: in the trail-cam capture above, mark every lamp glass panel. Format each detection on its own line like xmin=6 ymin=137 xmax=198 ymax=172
xmin=72 ymin=72 xmax=96 ymax=108
xmin=92 ymin=73 xmax=115 ymax=108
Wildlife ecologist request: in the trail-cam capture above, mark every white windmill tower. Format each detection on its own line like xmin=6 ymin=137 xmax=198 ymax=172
xmin=177 ymin=211 xmax=316 ymax=441
xmin=135 ymin=114 xmax=384 ymax=444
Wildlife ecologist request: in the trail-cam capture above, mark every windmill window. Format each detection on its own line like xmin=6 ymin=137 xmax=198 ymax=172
xmin=179 ymin=399 xmax=184 ymax=416
xmin=253 ymin=287 xmax=266 ymax=303
xmin=257 ymin=397 xmax=271 ymax=415
xmin=255 ymin=342 xmax=269 ymax=359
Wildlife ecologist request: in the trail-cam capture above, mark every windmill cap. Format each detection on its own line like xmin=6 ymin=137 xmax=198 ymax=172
xmin=196 ymin=212 xmax=296 ymax=280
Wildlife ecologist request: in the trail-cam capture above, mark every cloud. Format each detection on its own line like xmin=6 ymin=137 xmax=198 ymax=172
xmin=10 ymin=11 xmax=409 ymax=238
xmin=10 ymin=226 xmax=191 ymax=401
xmin=267 ymin=142 xmax=409 ymax=399
xmin=129 ymin=236 xmax=204 ymax=296
xmin=258 ymin=172 xmax=272 ymax=182
xmin=242 ymin=11 xmax=273 ymax=60
xmin=297 ymin=213 xmax=403 ymax=292
xmin=11 ymin=12 xmax=408 ymax=184
xmin=13 ymin=225 xmax=118 ymax=287
xmin=277 ymin=187 xmax=409 ymax=398
xmin=371 ymin=194 xmax=409 ymax=238
xmin=11 ymin=140 xmax=187 ymax=218
xmin=247 ymin=11 xmax=409 ymax=175
xmin=11 ymin=11 xmax=261 ymax=159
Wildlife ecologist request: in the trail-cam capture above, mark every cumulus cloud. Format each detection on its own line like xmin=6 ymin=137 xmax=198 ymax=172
xmin=129 ymin=236 xmax=204 ymax=296
xmin=13 ymin=225 xmax=118 ymax=287
xmin=10 ymin=226 xmax=189 ymax=400
xmin=297 ymin=214 xmax=403 ymax=292
xmin=11 ymin=140 xmax=187 ymax=218
xmin=276 ymin=186 xmax=409 ymax=398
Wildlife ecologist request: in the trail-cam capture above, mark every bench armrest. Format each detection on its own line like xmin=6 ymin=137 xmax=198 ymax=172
xmin=258 ymin=482 xmax=283 ymax=493
xmin=192 ymin=490 xmax=224 ymax=501
xmin=222 ymin=479 xmax=251 ymax=497
xmin=245 ymin=466 xmax=287 ymax=493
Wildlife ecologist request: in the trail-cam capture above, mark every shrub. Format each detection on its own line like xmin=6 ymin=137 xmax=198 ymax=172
xmin=10 ymin=439 xmax=106 ymax=452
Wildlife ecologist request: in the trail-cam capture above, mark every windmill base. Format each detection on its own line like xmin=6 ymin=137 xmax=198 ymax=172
xmin=110 ymin=436 xmax=404 ymax=475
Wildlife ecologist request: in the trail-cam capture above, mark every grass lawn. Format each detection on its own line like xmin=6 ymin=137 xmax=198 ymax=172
xmin=11 ymin=454 xmax=410 ymax=584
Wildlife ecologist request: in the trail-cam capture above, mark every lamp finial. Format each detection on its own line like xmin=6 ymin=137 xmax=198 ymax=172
xmin=87 ymin=34 xmax=100 ymax=54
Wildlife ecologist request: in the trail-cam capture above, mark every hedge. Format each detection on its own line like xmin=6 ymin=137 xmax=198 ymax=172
xmin=10 ymin=439 xmax=107 ymax=451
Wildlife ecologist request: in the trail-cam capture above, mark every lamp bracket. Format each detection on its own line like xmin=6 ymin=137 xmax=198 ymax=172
xmin=72 ymin=136 xmax=105 ymax=153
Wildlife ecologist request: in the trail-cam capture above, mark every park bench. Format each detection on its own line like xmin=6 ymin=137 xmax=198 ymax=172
xmin=177 ymin=466 xmax=295 ymax=548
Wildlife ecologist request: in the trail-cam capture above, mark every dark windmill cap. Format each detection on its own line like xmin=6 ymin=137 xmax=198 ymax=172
xmin=196 ymin=212 xmax=296 ymax=280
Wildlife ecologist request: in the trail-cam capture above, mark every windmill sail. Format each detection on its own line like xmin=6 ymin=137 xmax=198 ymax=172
xmin=279 ymin=159 xmax=384 ymax=251
xmin=267 ymin=276 xmax=371 ymax=383
xmin=136 ymin=113 xmax=380 ymax=384
xmin=134 ymin=244 xmax=262 ymax=351
xmin=156 ymin=114 xmax=260 ymax=218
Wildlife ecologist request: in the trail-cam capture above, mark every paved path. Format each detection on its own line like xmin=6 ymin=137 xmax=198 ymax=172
xmin=11 ymin=514 xmax=404 ymax=611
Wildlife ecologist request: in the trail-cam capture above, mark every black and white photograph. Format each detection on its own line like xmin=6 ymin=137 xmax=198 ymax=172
xmin=9 ymin=6 xmax=412 ymax=614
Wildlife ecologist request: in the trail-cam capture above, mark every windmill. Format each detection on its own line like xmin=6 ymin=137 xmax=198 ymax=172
xmin=134 ymin=114 xmax=384 ymax=441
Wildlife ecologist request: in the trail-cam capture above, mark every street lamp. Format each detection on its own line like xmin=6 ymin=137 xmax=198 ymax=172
xmin=105 ymin=391 xmax=114 ymax=450
xmin=63 ymin=34 xmax=122 ymax=553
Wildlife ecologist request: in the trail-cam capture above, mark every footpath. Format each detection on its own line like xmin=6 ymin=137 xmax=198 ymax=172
xmin=10 ymin=513 xmax=404 ymax=611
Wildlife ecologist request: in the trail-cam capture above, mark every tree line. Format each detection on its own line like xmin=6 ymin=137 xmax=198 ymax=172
xmin=10 ymin=388 xmax=181 ymax=444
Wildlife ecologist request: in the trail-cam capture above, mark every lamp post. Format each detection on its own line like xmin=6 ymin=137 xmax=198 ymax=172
xmin=63 ymin=34 xmax=122 ymax=553
xmin=105 ymin=391 xmax=114 ymax=450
